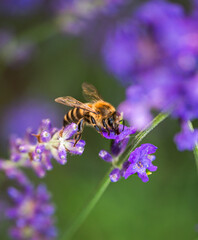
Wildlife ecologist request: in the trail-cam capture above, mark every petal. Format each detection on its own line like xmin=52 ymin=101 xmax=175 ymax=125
xmin=57 ymin=144 xmax=67 ymax=165
xmin=109 ymin=168 xmax=121 ymax=182
xmin=99 ymin=150 xmax=113 ymax=162
xmin=35 ymin=144 xmax=45 ymax=154
xmin=137 ymin=172 xmax=149 ymax=182
xmin=7 ymin=187 xmax=22 ymax=202
xmin=148 ymin=164 xmax=158 ymax=172
xmin=111 ymin=137 xmax=129 ymax=156
xmin=31 ymin=162 xmax=46 ymax=178
xmin=65 ymin=140 xmax=85 ymax=155
xmin=115 ymin=126 xmax=136 ymax=142
xmin=40 ymin=130 xmax=51 ymax=142
xmin=123 ymin=163 xmax=137 ymax=179
xmin=141 ymin=143 xmax=158 ymax=155
xmin=42 ymin=154 xmax=53 ymax=170
xmin=62 ymin=123 xmax=78 ymax=140
xmin=51 ymin=146 xmax=67 ymax=165
xmin=40 ymin=119 xmax=52 ymax=132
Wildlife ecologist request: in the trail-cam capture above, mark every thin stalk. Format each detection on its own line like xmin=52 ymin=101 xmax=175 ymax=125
xmin=188 ymin=121 xmax=198 ymax=173
xmin=60 ymin=112 xmax=169 ymax=240
xmin=60 ymin=169 xmax=112 ymax=240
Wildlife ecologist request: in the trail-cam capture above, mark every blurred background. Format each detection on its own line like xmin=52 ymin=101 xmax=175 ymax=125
xmin=0 ymin=0 xmax=197 ymax=239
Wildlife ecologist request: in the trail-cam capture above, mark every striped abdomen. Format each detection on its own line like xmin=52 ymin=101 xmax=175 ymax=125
xmin=63 ymin=108 xmax=84 ymax=126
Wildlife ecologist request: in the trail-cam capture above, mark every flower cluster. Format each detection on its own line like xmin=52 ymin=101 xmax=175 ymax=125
xmin=102 ymin=0 xmax=198 ymax=151
xmin=7 ymin=184 xmax=57 ymax=240
xmin=99 ymin=126 xmax=158 ymax=182
xmin=10 ymin=119 xmax=85 ymax=177
xmin=0 ymin=29 xmax=35 ymax=67
xmin=0 ymin=160 xmax=57 ymax=240
xmin=52 ymin=0 xmax=127 ymax=34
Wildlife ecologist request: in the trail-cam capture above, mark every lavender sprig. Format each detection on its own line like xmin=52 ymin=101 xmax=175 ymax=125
xmin=0 ymin=160 xmax=57 ymax=240
xmin=100 ymin=124 xmax=158 ymax=183
xmin=7 ymin=184 xmax=57 ymax=240
xmin=10 ymin=119 xmax=85 ymax=177
xmin=61 ymin=112 xmax=168 ymax=240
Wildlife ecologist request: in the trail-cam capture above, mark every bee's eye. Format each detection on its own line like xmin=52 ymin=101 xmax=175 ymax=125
xmin=108 ymin=117 xmax=113 ymax=127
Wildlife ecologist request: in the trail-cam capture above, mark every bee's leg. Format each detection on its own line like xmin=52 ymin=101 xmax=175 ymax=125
xmin=59 ymin=119 xmax=67 ymax=137
xmin=94 ymin=125 xmax=101 ymax=133
xmin=74 ymin=119 xmax=84 ymax=147
xmin=102 ymin=119 xmax=110 ymax=136
xmin=63 ymin=119 xmax=67 ymax=127
xmin=91 ymin=116 xmax=102 ymax=134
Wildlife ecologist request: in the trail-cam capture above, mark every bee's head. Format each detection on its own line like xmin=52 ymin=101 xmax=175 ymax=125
xmin=107 ymin=111 xmax=123 ymax=135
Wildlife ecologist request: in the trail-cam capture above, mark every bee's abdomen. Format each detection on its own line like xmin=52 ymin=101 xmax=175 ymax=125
xmin=63 ymin=108 xmax=84 ymax=126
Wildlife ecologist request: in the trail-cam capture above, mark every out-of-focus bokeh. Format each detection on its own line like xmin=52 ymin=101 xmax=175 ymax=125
xmin=0 ymin=0 xmax=197 ymax=239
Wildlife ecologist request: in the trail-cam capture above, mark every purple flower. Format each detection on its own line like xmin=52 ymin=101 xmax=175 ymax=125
xmin=0 ymin=160 xmax=31 ymax=188
xmin=101 ymin=0 xmax=198 ymax=151
xmin=99 ymin=150 xmax=113 ymax=162
xmin=7 ymin=184 xmax=57 ymax=240
xmin=101 ymin=125 xmax=136 ymax=141
xmin=52 ymin=0 xmax=128 ymax=34
xmin=174 ymin=121 xmax=198 ymax=151
xmin=123 ymin=144 xmax=158 ymax=182
xmin=99 ymin=125 xmax=135 ymax=163
xmin=0 ymin=159 xmax=57 ymax=240
xmin=9 ymin=119 xmax=86 ymax=177
xmin=109 ymin=168 xmax=121 ymax=182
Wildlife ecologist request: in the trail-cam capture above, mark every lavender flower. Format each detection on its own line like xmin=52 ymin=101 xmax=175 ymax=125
xmin=109 ymin=168 xmax=121 ymax=182
xmin=9 ymin=119 xmax=85 ymax=177
xmin=7 ymin=184 xmax=57 ymax=240
xmin=99 ymin=124 xmax=157 ymax=183
xmin=0 ymin=158 xmax=57 ymax=239
xmin=52 ymin=0 xmax=128 ymax=34
xmin=174 ymin=121 xmax=198 ymax=151
xmin=0 ymin=30 xmax=35 ymax=67
xmin=0 ymin=160 xmax=31 ymax=190
xmin=102 ymin=0 xmax=198 ymax=151
xmin=99 ymin=125 xmax=136 ymax=163
xmin=122 ymin=144 xmax=158 ymax=182
xmin=99 ymin=125 xmax=138 ymax=182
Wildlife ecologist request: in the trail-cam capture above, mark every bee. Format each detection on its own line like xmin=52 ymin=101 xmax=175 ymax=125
xmin=55 ymin=83 xmax=123 ymax=146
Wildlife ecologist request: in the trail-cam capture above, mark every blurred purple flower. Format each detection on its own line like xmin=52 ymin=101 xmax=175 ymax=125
xmin=0 ymin=0 xmax=43 ymax=16
xmin=7 ymin=184 xmax=57 ymax=240
xmin=102 ymin=0 xmax=198 ymax=151
xmin=0 ymin=29 xmax=36 ymax=67
xmin=174 ymin=121 xmax=198 ymax=151
xmin=52 ymin=0 xmax=128 ymax=34
xmin=0 ymin=160 xmax=31 ymax=188
xmin=0 ymin=159 xmax=57 ymax=239
xmin=2 ymin=98 xmax=62 ymax=138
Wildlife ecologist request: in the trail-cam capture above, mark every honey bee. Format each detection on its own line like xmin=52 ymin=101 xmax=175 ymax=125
xmin=55 ymin=83 xmax=123 ymax=146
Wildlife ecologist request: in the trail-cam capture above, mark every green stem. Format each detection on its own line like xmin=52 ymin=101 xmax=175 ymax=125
xmin=188 ymin=121 xmax=198 ymax=172
xmin=119 ymin=112 xmax=169 ymax=166
xmin=60 ymin=169 xmax=112 ymax=240
xmin=60 ymin=112 xmax=169 ymax=240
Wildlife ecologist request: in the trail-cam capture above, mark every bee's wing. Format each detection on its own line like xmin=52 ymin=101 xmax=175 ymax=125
xmin=55 ymin=96 xmax=98 ymax=114
xmin=82 ymin=83 xmax=103 ymax=102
